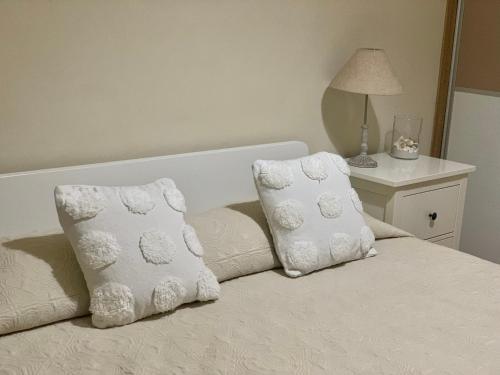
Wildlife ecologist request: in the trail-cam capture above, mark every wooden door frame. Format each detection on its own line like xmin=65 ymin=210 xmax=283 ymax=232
xmin=431 ymin=0 xmax=461 ymax=157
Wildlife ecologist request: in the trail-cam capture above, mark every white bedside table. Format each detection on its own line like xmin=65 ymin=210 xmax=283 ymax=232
xmin=350 ymin=153 xmax=476 ymax=249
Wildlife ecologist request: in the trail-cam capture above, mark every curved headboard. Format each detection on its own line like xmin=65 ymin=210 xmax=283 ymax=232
xmin=0 ymin=141 xmax=309 ymax=237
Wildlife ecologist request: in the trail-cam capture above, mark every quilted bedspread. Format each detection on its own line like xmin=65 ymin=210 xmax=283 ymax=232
xmin=1 ymin=237 xmax=499 ymax=374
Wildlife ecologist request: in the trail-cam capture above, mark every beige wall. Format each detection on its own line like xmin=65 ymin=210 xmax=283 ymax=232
xmin=0 ymin=0 xmax=446 ymax=173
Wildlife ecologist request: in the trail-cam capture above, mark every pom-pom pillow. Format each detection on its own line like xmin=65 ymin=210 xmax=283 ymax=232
xmin=55 ymin=178 xmax=220 ymax=328
xmin=253 ymin=152 xmax=376 ymax=277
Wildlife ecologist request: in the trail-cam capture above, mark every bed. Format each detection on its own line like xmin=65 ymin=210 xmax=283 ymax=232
xmin=1 ymin=141 xmax=499 ymax=374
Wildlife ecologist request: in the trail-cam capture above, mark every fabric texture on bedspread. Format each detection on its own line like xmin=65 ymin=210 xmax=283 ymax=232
xmin=0 ymin=202 xmax=408 ymax=335
xmin=1 ymin=237 xmax=499 ymax=374
xmin=0 ymin=233 xmax=89 ymax=335
xmin=188 ymin=201 xmax=280 ymax=282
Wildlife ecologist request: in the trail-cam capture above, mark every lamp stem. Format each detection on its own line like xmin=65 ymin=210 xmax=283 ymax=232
xmin=347 ymin=94 xmax=378 ymax=168
xmin=363 ymin=93 xmax=368 ymax=124
xmin=360 ymin=94 xmax=369 ymax=156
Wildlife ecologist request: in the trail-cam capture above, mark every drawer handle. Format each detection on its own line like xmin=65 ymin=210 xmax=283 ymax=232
xmin=429 ymin=212 xmax=438 ymax=221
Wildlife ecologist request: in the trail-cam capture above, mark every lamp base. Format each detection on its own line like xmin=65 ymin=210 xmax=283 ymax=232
xmin=348 ymin=154 xmax=378 ymax=168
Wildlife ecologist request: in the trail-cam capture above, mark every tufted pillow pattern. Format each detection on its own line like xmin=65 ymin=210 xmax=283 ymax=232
xmin=253 ymin=152 xmax=376 ymax=277
xmin=54 ymin=178 xmax=219 ymax=328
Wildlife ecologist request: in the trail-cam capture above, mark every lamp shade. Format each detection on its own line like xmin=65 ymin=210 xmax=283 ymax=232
xmin=330 ymin=48 xmax=403 ymax=95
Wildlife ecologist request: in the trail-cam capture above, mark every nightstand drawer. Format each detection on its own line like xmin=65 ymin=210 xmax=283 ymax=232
xmin=431 ymin=235 xmax=455 ymax=248
xmin=397 ymin=185 xmax=460 ymax=239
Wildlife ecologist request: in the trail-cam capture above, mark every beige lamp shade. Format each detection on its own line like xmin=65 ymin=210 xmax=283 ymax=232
xmin=330 ymin=48 xmax=403 ymax=95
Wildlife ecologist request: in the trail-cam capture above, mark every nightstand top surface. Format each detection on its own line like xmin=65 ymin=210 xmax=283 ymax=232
xmin=349 ymin=153 xmax=476 ymax=187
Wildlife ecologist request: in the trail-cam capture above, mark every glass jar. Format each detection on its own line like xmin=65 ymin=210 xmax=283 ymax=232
xmin=390 ymin=114 xmax=422 ymax=160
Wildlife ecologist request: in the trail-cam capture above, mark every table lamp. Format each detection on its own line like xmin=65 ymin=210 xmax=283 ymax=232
xmin=330 ymin=48 xmax=403 ymax=168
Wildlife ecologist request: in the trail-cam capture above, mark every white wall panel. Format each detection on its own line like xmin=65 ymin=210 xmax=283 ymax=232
xmin=447 ymin=90 xmax=500 ymax=263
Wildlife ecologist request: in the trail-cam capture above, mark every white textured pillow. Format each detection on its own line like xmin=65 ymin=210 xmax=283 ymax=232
xmin=253 ymin=152 xmax=376 ymax=277
xmin=54 ymin=178 xmax=220 ymax=328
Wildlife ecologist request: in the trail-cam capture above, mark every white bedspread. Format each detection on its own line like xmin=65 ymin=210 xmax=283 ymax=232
xmin=1 ymin=237 xmax=499 ymax=374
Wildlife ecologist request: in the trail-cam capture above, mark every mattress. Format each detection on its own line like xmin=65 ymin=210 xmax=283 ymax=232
xmin=1 ymin=237 xmax=499 ymax=374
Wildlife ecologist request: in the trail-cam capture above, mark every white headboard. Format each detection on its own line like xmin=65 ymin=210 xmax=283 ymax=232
xmin=0 ymin=141 xmax=309 ymax=237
